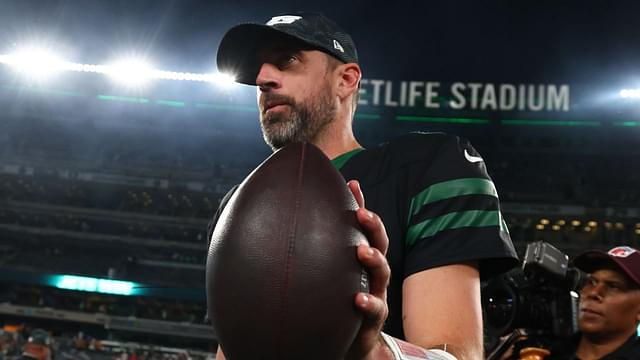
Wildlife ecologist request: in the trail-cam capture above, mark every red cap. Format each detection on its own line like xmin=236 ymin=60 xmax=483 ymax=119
xmin=573 ymin=246 xmax=640 ymax=287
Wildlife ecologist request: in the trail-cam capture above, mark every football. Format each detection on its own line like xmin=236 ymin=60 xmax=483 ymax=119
xmin=206 ymin=142 xmax=368 ymax=359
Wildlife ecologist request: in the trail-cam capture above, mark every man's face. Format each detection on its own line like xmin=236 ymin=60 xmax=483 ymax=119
xmin=578 ymin=267 xmax=640 ymax=339
xmin=255 ymin=40 xmax=338 ymax=150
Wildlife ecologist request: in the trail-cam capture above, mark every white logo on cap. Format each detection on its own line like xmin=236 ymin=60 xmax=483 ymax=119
xmin=266 ymin=15 xmax=302 ymax=26
xmin=333 ymin=39 xmax=345 ymax=53
xmin=608 ymin=246 xmax=636 ymax=258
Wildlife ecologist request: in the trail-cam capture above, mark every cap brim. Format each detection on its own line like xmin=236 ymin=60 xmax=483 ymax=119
xmin=573 ymin=250 xmax=640 ymax=286
xmin=216 ymin=23 xmax=296 ymax=85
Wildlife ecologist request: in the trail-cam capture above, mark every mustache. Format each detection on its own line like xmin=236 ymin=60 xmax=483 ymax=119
xmin=260 ymin=93 xmax=296 ymax=112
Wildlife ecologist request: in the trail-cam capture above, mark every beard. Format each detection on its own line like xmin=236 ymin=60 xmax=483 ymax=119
xmin=259 ymin=82 xmax=336 ymax=151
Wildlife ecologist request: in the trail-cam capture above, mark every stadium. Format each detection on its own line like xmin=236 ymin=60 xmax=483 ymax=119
xmin=0 ymin=1 xmax=639 ymax=359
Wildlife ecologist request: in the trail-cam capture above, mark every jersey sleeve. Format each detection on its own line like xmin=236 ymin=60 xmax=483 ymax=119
xmin=206 ymin=185 xmax=239 ymax=249
xmin=403 ymin=135 xmax=518 ymax=279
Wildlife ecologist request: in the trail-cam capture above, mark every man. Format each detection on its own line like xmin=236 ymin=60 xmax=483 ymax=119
xmin=210 ymin=12 xmax=518 ymax=359
xmin=550 ymin=246 xmax=640 ymax=359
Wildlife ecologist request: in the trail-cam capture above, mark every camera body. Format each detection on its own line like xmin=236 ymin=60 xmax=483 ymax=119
xmin=483 ymin=241 xmax=587 ymax=339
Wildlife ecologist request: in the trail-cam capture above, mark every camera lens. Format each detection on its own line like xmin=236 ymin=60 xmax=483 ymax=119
xmin=482 ymin=277 xmax=517 ymax=336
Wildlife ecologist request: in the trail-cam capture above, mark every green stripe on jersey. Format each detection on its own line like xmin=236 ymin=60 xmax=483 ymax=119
xmin=331 ymin=148 xmax=364 ymax=170
xmin=409 ymin=178 xmax=497 ymax=218
xmin=406 ymin=210 xmax=501 ymax=247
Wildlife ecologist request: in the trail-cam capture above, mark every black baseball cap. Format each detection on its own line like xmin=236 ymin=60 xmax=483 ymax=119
xmin=216 ymin=13 xmax=358 ymax=85
xmin=573 ymin=246 xmax=640 ymax=287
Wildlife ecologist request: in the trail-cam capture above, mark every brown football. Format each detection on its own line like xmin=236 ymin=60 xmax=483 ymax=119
xmin=206 ymin=142 xmax=368 ymax=359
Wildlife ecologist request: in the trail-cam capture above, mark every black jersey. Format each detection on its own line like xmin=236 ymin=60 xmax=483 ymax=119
xmin=332 ymin=132 xmax=518 ymax=338
xmin=207 ymin=132 xmax=519 ymax=340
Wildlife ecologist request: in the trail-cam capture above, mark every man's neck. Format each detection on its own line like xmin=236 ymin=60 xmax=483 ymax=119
xmin=315 ymin=137 xmax=362 ymax=160
xmin=575 ymin=331 xmax=634 ymax=360
xmin=312 ymin=116 xmax=362 ymax=160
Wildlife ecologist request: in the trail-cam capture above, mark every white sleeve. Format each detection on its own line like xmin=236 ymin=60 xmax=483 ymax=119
xmin=381 ymin=332 xmax=459 ymax=360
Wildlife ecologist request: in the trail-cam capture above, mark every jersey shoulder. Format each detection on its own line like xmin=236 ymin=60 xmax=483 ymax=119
xmin=340 ymin=132 xmax=462 ymax=184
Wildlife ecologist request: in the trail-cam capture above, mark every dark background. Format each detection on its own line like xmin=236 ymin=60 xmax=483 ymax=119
xmin=0 ymin=0 xmax=639 ymax=356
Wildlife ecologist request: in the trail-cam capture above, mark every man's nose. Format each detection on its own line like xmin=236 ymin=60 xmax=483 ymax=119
xmin=584 ymin=282 xmax=606 ymax=299
xmin=256 ymin=63 xmax=281 ymax=91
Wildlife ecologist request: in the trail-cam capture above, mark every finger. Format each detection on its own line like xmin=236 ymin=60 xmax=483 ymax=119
xmin=357 ymin=243 xmax=390 ymax=296
xmin=347 ymin=180 xmax=365 ymax=208
xmin=354 ymin=292 xmax=388 ymax=324
xmin=357 ymin=208 xmax=389 ymax=255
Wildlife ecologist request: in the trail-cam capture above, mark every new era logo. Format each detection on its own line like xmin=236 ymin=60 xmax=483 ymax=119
xmin=608 ymin=246 xmax=637 ymax=258
xmin=266 ymin=15 xmax=302 ymax=26
xmin=333 ymin=39 xmax=344 ymax=53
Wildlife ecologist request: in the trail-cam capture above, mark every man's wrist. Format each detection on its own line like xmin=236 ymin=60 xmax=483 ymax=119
xmin=377 ymin=333 xmax=397 ymax=360
xmin=380 ymin=332 xmax=404 ymax=360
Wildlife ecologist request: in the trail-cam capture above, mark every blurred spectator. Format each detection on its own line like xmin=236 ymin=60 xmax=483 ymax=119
xmin=19 ymin=329 xmax=52 ymax=360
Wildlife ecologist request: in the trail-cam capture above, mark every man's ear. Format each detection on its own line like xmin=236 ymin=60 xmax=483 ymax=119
xmin=337 ymin=63 xmax=361 ymax=100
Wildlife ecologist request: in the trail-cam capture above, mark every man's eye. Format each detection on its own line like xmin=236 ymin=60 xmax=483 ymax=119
xmin=278 ymin=55 xmax=297 ymax=67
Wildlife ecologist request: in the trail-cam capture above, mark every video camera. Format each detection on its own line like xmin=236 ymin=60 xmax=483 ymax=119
xmin=482 ymin=241 xmax=589 ymax=341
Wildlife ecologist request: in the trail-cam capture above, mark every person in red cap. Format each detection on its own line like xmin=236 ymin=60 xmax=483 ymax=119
xmin=551 ymin=245 xmax=640 ymax=359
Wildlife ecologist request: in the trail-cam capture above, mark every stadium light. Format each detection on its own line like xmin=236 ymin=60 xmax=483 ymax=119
xmin=106 ymin=58 xmax=154 ymax=87
xmin=2 ymin=47 xmax=66 ymax=80
xmin=0 ymin=52 xmax=238 ymax=87
xmin=620 ymin=89 xmax=640 ymax=98
xmin=209 ymin=72 xmax=237 ymax=87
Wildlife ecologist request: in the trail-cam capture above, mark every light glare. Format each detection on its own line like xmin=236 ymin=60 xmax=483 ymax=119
xmin=5 ymin=48 xmax=66 ymax=79
xmin=620 ymin=89 xmax=640 ymax=98
xmin=0 ymin=52 xmax=238 ymax=87
xmin=55 ymin=275 xmax=134 ymax=296
xmin=107 ymin=59 xmax=154 ymax=86
xmin=211 ymin=72 xmax=236 ymax=86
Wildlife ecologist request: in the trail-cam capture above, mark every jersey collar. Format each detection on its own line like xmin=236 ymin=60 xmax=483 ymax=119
xmin=331 ymin=148 xmax=364 ymax=170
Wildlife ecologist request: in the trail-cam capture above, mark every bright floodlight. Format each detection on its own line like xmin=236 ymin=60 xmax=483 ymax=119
xmin=4 ymin=47 xmax=66 ymax=79
xmin=620 ymin=89 xmax=640 ymax=99
xmin=0 ymin=51 xmax=240 ymax=88
xmin=209 ymin=72 xmax=236 ymax=87
xmin=106 ymin=58 xmax=154 ymax=86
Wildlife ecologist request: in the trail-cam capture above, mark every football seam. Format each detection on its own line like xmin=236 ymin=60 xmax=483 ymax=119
xmin=278 ymin=142 xmax=306 ymax=353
